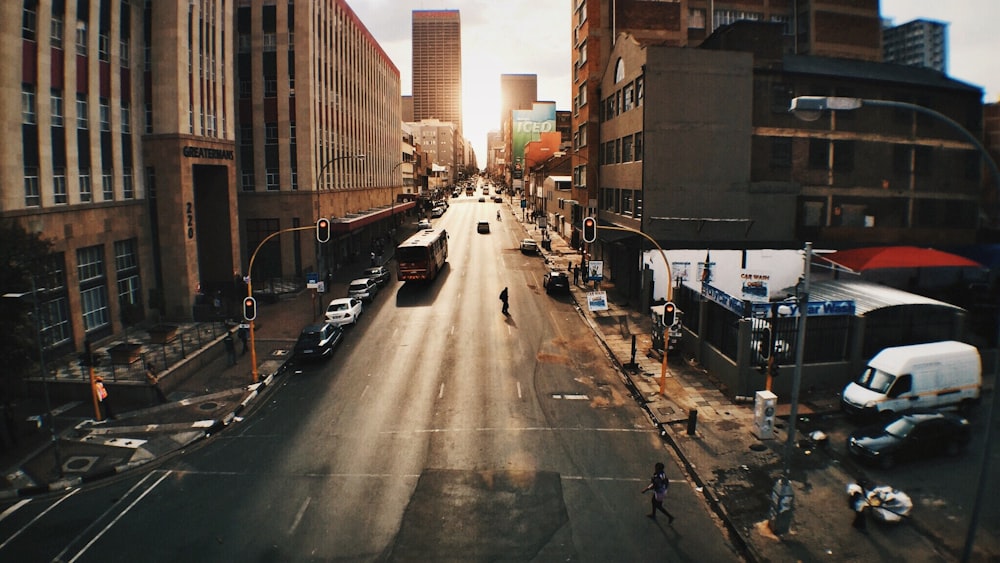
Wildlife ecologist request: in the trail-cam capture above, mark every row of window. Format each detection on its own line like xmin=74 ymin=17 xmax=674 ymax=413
xmin=24 ymin=167 xmax=135 ymax=207
xmin=602 ymin=74 xmax=644 ymax=121
xmin=600 ymin=133 xmax=644 ymax=165
xmin=23 ymin=3 xmax=124 ymax=65
xmin=600 ymin=187 xmax=643 ymax=219
xmin=23 ymin=86 xmax=131 ymax=133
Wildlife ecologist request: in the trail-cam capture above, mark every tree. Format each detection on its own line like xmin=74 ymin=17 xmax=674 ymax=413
xmin=0 ymin=220 xmax=54 ymax=395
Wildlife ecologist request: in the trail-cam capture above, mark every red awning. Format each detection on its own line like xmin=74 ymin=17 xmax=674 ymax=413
xmin=329 ymin=201 xmax=416 ymax=234
xmin=824 ymin=246 xmax=983 ymax=271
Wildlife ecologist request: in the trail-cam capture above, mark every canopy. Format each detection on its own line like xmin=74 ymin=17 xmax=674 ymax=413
xmin=824 ymin=246 xmax=982 ymax=272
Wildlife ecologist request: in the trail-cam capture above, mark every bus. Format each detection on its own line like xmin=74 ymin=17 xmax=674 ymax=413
xmin=396 ymin=228 xmax=448 ymax=281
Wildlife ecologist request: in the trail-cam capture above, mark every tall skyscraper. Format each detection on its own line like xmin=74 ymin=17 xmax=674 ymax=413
xmin=883 ymin=19 xmax=948 ymax=74
xmin=412 ymin=10 xmax=462 ymax=134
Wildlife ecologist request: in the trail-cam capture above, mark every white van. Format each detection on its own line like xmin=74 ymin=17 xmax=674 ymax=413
xmin=842 ymin=341 xmax=981 ymax=417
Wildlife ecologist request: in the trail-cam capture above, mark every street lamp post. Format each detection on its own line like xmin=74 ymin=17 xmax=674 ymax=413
xmin=4 ymin=276 xmax=63 ymax=478
xmin=314 ymin=153 xmax=365 ymax=275
xmin=789 ymin=97 xmax=1000 ymax=555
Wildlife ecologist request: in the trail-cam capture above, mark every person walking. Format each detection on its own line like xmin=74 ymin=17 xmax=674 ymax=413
xmin=499 ymin=287 xmax=509 ymax=315
xmin=224 ymin=332 xmax=237 ymax=366
xmin=237 ymin=325 xmax=249 ymax=355
xmin=95 ymin=377 xmax=115 ymax=420
xmin=146 ymin=364 xmax=168 ymax=404
xmin=573 ymin=263 xmax=580 ymax=285
xmin=641 ymin=462 xmax=675 ymax=523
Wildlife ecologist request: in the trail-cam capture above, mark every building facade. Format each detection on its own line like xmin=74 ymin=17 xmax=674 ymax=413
xmin=1 ymin=0 xmax=405 ymax=357
xmin=234 ymin=0 xmax=403 ymax=291
xmin=883 ymin=18 xmax=948 ymax=74
xmin=412 ymin=10 xmax=461 ymax=136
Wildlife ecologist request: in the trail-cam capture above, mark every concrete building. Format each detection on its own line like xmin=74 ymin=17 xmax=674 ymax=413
xmin=0 ymin=0 xmax=407 ymax=356
xmin=407 ymin=119 xmax=457 ymax=191
xmin=570 ymin=0 xmax=885 ymax=247
xmin=234 ymin=0 xmax=405 ymax=291
xmin=883 ymin=18 xmax=948 ymax=74
xmin=412 ymin=11 xmax=461 ymax=137
xmin=595 ymin=21 xmax=984 ymax=301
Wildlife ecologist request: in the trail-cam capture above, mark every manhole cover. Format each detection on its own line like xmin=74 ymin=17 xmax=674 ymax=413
xmin=749 ymin=443 xmax=768 ymax=452
xmin=657 ymin=406 xmax=676 ymax=416
xmin=199 ymin=401 xmax=219 ymax=410
xmin=63 ymin=455 xmax=98 ymax=473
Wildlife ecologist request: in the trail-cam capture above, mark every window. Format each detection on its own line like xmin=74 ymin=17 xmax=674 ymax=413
xmin=120 ymin=38 xmax=129 ymax=67
xmin=622 ymin=190 xmax=632 ymax=215
xmin=622 ymin=135 xmax=633 ymax=162
xmin=53 ymin=168 xmax=67 ymax=204
xmin=50 ymin=90 xmax=64 ymax=127
xmin=145 ymin=167 xmax=156 ymax=199
xmin=615 ymin=138 xmax=622 ymax=163
xmin=623 ymin=84 xmax=634 ymax=112
xmin=604 ymin=141 xmax=615 ymax=164
xmin=577 ymin=124 xmax=587 ymax=148
xmin=239 ymin=79 xmax=251 ymax=98
xmin=636 ymin=77 xmax=643 ymax=107
xmin=78 ymin=245 xmax=105 ymax=282
xmin=577 ymin=83 xmax=587 ymax=112
xmin=291 ymin=167 xmax=298 ymax=190
xmin=98 ymin=33 xmax=109 ymax=61
xmin=22 ymin=85 xmax=36 ymax=124
xmin=22 ymin=3 xmax=37 ymax=41
xmin=241 ymin=171 xmax=255 ymax=191
xmin=289 ymin=122 xmax=296 ymax=141
xmin=76 ymin=94 xmax=88 ymax=128
xmin=115 ymin=239 xmax=141 ymax=310
xmin=238 ymin=33 xmax=250 ymax=52
xmin=80 ymin=285 xmax=109 ymax=332
xmin=634 ymin=132 xmax=643 ymax=161
xmin=264 ymin=78 xmax=277 ymax=97
xmin=24 ymin=167 xmax=40 ymax=207
xmin=833 ymin=140 xmax=854 ymax=172
xmin=263 ymin=32 xmax=276 ymax=51
xmin=99 ymin=98 xmax=110 ymax=131
xmin=102 ymin=170 xmax=113 ymax=200
xmin=770 ymin=138 xmax=792 ymax=169
xmin=123 ymin=169 xmax=134 ymax=199
xmin=266 ymin=168 xmax=279 ymax=190
xmin=808 ymin=139 xmax=829 ymax=169
xmin=51 ymin=14 xmax=64 ymax=48
xmin=76 ymin=24 xmax=88 ymax=55
xmin=145 ymin=103 xmax=152 ymax=134
xmin=121 ymin=104 xmax=131 ymax=134
xmin=80 ymin=169 xmax=92 ymax=202
xmin=265 ymin=123 xmax=278 ymax=145
xmin=78 ymin=245 xmax=110 ymax=332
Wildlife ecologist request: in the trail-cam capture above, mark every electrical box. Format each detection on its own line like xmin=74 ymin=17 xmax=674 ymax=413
xmin=753 ymin=390 xmax=777 ymax=440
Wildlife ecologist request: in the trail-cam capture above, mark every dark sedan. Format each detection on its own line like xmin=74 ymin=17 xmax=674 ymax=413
xmin=543 ymin=270 xmax=570 ymax=294
xmin=293 ymin=323 xmax=343 ymax=361
xmin=847 ymin=411 xmax=971 ymax=469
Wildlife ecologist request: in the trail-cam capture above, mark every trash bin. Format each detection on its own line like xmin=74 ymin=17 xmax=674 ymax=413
xmin=541 ymin=239 xmax=551 ymax=250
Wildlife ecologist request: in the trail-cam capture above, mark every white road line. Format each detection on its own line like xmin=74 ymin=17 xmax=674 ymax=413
xmin=0 ymin=499 xmax=31 ymax=524
xmin=438 ymin=383 xmax=445 ymax=399
xmin=507 ymin=325 xmax=512 ymax=336
xmin=64 ymin=471 xmax=171 ymax=563
xmin=516 ymin=381 xmax=523 ymax=399
xmin=450 ymin=325 xmax=455 ymax=336
xmin=360 ymin=384 xmax=370 ymax=399
xmin=288 ymin=497 xmax=311 ymax=535
xmin=0 ymin=494 xmax=77 ymax=552
xmin=381 ymin=427 xmax=655 ymax=435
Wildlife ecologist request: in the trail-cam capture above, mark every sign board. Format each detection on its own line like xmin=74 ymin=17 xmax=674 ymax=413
xmin=740 ymin=270 xmax=770 ymax=302
xmin=587 ymin=260 xmax=604 ymax=282
xmin=520 ymin=198 xmax=527 ymax=209
xmin=306 ymin=272 xmax=319 ymax=289
xmin=587 ymin=291 xmax=608 ymax=312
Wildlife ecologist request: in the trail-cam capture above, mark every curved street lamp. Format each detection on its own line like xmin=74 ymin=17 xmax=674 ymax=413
xmin=314 ymin=153 xmax=365 ymax=275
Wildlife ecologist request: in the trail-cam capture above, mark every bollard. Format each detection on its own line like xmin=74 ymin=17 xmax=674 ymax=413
xmin=687 ymin=409 xmax=698 ymax=435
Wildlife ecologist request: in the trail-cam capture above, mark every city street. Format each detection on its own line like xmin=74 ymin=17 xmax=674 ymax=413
xmin=0 ymin=195 xmax=742 ymax=561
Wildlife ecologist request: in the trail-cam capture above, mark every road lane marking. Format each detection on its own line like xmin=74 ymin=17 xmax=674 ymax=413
xmin=0 ymin=499 xmax=31 ymax=524
xmin=360 ymin=384 xmax=370 ymax=399
xmin=0 ymin=490 xmax=80 ymax=552
xmin=438 ymin=383 xmax=445 ymax=399
xmin=65 ymin=470 xmax=171 ymax=563
xmin=380 ymin=427 xmax=654 ymax=435
xmin=288 ymin=497 xmax=311 ymax=535
xmin=516 ymin=381 xmax=522 ymax=399
xmin=552 ymin=394 xmax=590 ymax=400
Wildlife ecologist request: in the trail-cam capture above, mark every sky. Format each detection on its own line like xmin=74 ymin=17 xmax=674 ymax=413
xmin=349 ymin=0 xmax=999 ymax=164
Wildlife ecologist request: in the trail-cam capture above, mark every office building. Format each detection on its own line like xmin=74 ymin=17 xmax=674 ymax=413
xmin=883 ymin=18 xmax=948 ymax=74
xmin=412 ymin=10 xmax=462 ymax=133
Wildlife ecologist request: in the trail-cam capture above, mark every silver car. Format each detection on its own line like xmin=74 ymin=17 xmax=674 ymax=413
xmin=348 ymin=278 xmax=379 ymax=301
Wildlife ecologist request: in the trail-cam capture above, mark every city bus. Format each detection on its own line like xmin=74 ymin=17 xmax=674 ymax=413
xmin=396 ymin=228 xmax=448 ymax=281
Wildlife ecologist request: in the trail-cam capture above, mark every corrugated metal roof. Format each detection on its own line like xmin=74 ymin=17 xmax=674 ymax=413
xmin=809 ymin=280 xmax=963 ymax=316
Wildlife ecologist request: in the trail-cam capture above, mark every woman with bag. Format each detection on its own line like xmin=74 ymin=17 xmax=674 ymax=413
xmin=641 ymin=462 xmax=675 ymax=523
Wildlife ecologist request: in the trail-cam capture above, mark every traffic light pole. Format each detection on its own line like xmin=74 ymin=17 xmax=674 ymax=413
xmin=587 ymin=223 xmax=675 ymax=397
xmin=245 ymin=224 xmax=318 ymax=383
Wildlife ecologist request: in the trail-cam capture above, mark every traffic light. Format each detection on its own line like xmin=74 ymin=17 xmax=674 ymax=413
xmin=663 ymin=301 xmax=677 ymax=327
xmin=582 ymin=216 xmax=597 ymax=243
xmin=242 ymin=296 xmax=257 ymax=321
xmin=759 ymin=327 xmax=772 ymax=360
xmin=316 ymin=218 xmax=331 ymax=243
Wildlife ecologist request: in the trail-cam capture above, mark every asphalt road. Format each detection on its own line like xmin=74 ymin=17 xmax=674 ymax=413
xmin=0 ymin=196 xmax=743 ymax=562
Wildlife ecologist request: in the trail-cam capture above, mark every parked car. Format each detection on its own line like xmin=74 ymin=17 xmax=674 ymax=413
xmin=362 ymin=266 xmax=391 ymax=286
xmin=324 ymin=297 xmax=363 ymax=327
xmin=418 ymin=219 xmax=433 ymax=230
xmin=543 ymin=270 xmax=570 ymax=294
xmin=492 ymin=196 xmax=503 ymax=203
xmin=348 ymin=277 xmax=379 ymax=301
xmin=293 ymin=323 xmax=343 ymax=360
xmin=847 ymin=411 xmax=972 ymax=469
xmin=477 ymin=221 xmax=490 ymax=233
xmin=431 ymin=206 xmax=445 ymax=218
xmin=520 ymin=238 xmax=539 ymax=254
xmin=478 ymin=197 xmax=486 ymax=202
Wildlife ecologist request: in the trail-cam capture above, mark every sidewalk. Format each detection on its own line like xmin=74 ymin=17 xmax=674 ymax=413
xmin=2 ymin=202 xmax=992 ymax=561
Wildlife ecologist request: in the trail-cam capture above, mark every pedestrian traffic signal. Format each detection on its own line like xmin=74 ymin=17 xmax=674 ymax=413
xmin=316 ymin=218 xmax=331 ymax=243
xmin=242 ymin=296 xmax=257 ymax=321
xmin=582 ymin=216 xmax=597 ymax=243
xmin=759 ymin=327 xmax=772 ymax=360
xmin=663 ymin=301 xmax=677 ymax=327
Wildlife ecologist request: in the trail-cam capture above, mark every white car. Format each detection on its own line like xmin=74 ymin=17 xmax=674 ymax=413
xmin=519 ymin=238 xmax=539 ymax=254
xmin=418 ymin=219 xmax=433 ymax=229
xmin=348 ymin=278 xmax=379 ymax=301
xmin=325 ymin=297 xmax=363 ymax=326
